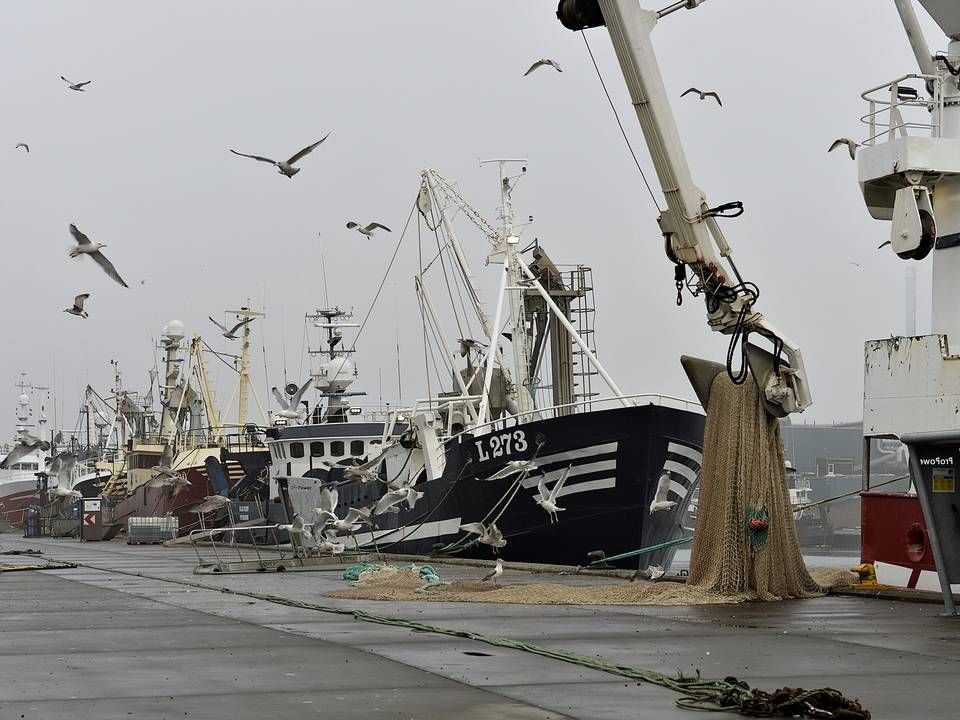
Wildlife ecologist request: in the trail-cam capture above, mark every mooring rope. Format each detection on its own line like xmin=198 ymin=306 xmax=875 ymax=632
xmin=27 ymin=553 xmax=869 ymax=718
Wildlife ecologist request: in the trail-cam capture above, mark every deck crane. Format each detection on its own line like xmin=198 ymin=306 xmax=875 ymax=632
xmin=555 ymin=0 xmax=812 ymax=417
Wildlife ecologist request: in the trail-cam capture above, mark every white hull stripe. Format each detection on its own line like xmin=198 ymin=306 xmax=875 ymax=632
xmin=667 ymin=442 xmax=702 ymax=466
xmin=520 ymin=459 xmax=617 ymax=489
xmin=534 ymin=442 xmax=618 ymax=468
xmin=534 ymin=477 xmax=616 ymax=502
xmin=351 ymin=517 xmax=462 ymax=547
xmin=663 ymin=459 xmax=698 ymax=484
xmin=668 ymin=480 xmax=687 ymax=498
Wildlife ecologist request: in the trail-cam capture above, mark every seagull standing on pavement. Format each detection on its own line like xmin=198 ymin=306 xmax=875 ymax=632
xmin=346 ymin=221 xmax=391 ymax=238
xmin=481 ymin=558 xmax=503 ymax=584
xmin=63 ymin=293 xmax=90 ymax=318
xmin=524 ymin=58 xmax=562 ymax=76
xmin=229 ymin=131 xmax=332 ymax=178
xmin=68 ymin=224 xmax=129 ymax=288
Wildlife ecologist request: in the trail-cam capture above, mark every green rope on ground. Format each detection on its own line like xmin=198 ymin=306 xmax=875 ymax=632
xmin=587 ymin=535 xmax=693 ymax=566
xmin=343 ymin=563 xmax=441 ymax=584
xmin=39 ymin=557 xmax=868 ymax=718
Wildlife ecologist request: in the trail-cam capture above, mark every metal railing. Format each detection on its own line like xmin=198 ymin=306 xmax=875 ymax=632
xmin=860 ymin=73 xmax=943 ymax=146
xmin=393 ymin=392 xmax=702 ymax=442
xmin=189 ymin=524 xmax=289 ymax=570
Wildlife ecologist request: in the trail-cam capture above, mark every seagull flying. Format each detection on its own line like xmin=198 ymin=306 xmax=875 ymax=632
xmin=480 ymin=459 xmax=538 ymax=482
xmin=63 ymin=293 xmax=90 ymax=318
xmin=15 ymin=143 xmax=28 ymax=153
xmin=346 ymin=221 xmax=391 ymax=238
xmin=459 ymin=521 xmax=507 ymax=551
xmin=524 ymin=58 xmax=562 ymax=76
xmin=208 ymin=315 xmax=253 ymax=339
xmin=229 ymin=131 xmax=332 ymax=178
xmin=271 ymin=378 xmax=313 ymax=421
xmin=325 ymin=507 xmax=373 ymax=534
xmin=46 ymin=452 xmax=78 ymax=485
xmin=649 ymin=471 xmax=677 ymax=514
xmin=681 ymin=87 xmax=722 ymax=106
xmin=457 ymin=338 xmax=486 ymax=357
xmin=535 ymin=465 xmax=571 ymax=523
xmin=318 ymin=529 xmax=346 ymax=555
xmin=190 ymin=495 xmax=231 ymax=514
xmin=0 ymin=432 xmax=51 ymax=469
xmin=314 ymin=485 xmax=340 ymax=525
xmin=49 ymin=485 xmax=83 ymax=499
xmin=145 ymin=467 xmax=191 ymax=494
xmin=68 ymin=224 xmax=129 ymax=288
xmin=343 ymin=452 xmax=390 ymax=484
xmin=312 ymin=486 xmax=373 ymax=532
xmin=481 ymin=558 xmax=503 ymax=584
xmin=828 ymin=138 xmax=859 ymax=160
xmin=61 ymin=75 xmax=92 ymax=91
xmin=372 ymin=486 xmax=423 ymax=515
xmin=280 ymin=513 xmax=315 ymax=545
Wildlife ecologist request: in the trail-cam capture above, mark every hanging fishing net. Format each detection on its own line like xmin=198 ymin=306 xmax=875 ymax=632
xmin=685 ymin=373 xmax=826 ymax=600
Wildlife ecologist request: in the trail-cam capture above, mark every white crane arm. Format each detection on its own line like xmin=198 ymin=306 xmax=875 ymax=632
xmin=557 ymin=0 xmax=811 ymax=416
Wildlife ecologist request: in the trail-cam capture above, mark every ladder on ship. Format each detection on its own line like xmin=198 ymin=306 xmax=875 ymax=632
xmin=568 ymin=265 xmax=599 ymax=411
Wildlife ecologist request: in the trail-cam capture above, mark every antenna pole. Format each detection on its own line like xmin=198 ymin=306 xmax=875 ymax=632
xmin=224 ymin=304 xmax=265 ymax=428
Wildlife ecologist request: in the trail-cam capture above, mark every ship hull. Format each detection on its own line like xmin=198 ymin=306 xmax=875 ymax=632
xmin=288 ymin=404 xmax=704 ymax=569
xmin=106 ymin=448 xmax=270 ymax=536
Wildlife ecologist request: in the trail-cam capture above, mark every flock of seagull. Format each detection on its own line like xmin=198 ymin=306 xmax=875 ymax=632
xmin=6 ymin=54 xmax=715 ymax=580
xmin=13 ymin=78 xmax=396 ymax=323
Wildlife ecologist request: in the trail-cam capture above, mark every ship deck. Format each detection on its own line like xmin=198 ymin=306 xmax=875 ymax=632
xmin=1 ymin=534 xmax=958 ymax=719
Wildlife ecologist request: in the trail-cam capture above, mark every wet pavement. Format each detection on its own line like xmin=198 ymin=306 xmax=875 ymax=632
xmin=1 ymin=534 xmax=958 ymax=719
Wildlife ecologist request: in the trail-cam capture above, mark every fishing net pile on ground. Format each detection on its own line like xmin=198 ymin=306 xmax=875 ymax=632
xmin=328 ymin=374 xmax=855 ymax=605
xmin=327 ymin=565 xmax=742 ymax=605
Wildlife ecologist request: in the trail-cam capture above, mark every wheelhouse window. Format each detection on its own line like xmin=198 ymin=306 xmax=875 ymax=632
xmin=350 ymin=440 xmax=364 ymax=456
xmin=330 ymin=441 xmax=345 ymax=457
xmin=310 ymin=441 xmax=324 ymax=457
xmin=290 ymin=442 xmax=305 ymax=459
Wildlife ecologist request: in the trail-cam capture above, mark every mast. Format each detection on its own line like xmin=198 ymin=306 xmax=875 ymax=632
xmin=308 ymin=307 xmax=363 ymax=423
xmin=225 ymin=305 xmax=265 ymax=427
xmin=193 ymin=335 xmax=223 ymax=444
xmin=480 ymin=158 xmax=535 ymax=414
xmin=158 ymin=321 xmax=186 ymax=440
xmin=420 ymin=168 xmax=519 ymax=408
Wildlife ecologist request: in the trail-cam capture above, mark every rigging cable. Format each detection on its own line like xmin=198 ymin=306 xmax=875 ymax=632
xmin=417 ymin=220 xmax=434 ymax=411
xmin=580 ymin=30 xmax=662 ymax=213
xmin=201 ymin=340 xmax=241 ymax=375
xmin=436 ymin=218 xmax=477 ymax=341
xmin=431 ymin=223 xmax=466 ymax=340
xmin=354 ymin=201 xmax=417 ymax=348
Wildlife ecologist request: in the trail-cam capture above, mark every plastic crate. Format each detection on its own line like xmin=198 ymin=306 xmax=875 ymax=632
xmin=127 ymin=516 xmax=178 ymax=544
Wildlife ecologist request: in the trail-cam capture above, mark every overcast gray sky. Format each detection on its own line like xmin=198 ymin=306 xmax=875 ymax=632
xmin=0 ymin=0 xmax=947 ymax=436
